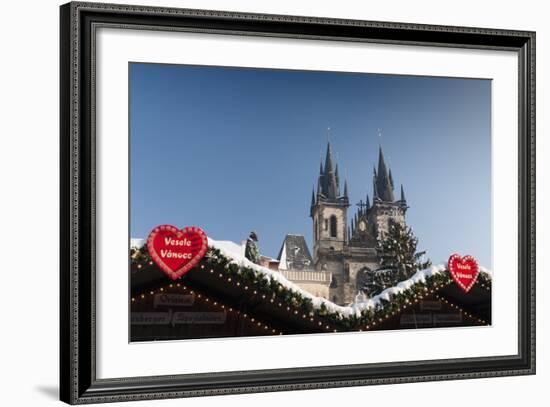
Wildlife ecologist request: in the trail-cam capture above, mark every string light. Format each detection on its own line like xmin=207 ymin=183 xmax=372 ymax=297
xmin=188 ymin=259 xmax=335 ymax=331
xmin=132 ymin=251 xmax=490 ymax=334
xmin=434 ymin=294 xmax=488 ymax=325
xmin=134 ymin=261 xmax=316 ymax=332
xmin=131 ymin=284 xmax=284 ymax=335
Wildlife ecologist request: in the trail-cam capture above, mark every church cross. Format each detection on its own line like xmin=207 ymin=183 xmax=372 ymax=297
xmin=357 ymin=200 xmax=367 ymax=211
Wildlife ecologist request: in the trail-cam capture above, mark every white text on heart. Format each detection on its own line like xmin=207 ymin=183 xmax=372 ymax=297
xmin=164 ymin=237 xmax=192 ymax=246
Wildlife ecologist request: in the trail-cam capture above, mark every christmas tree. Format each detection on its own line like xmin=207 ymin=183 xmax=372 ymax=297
xmin=363 ymin=221 xmax=431 ymax=296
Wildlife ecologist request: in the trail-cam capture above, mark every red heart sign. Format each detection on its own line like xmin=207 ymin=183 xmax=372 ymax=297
xmin=147 ymin=225 xmax=208 ymax=280
xmin=448 ymin=253 xmax=479 ymax=293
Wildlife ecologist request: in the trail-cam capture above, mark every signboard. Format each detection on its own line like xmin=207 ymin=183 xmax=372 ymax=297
xmin=131 ymin=311 xmax=171 ymax=325
xmin=154 ymin=293 xmax=194 ymax=308
xmin=172 ymin=312 xmax=226 ymax=325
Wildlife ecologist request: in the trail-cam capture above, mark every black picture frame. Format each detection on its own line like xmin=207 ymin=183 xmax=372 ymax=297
xmin=60 ymin=1 xmax=536 ymax=404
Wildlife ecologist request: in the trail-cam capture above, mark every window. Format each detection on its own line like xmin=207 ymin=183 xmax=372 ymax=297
xmin=314 ymin=219 xmax=318 ymax=240
xmin=330 ymin=215 xmax=337 ymax=237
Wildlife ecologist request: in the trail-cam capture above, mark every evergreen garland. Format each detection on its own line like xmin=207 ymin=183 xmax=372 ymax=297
xmin=130 ymin=244 xmax=490 ymax=331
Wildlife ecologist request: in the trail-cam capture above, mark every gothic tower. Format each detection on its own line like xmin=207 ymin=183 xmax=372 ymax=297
xmin=305 ymin=142 xmax=408 ymax=305
xmin=310 ymin=142 xmax=349 ymax=264
xmin=367 ymin=146 xmax=408 ymax=240
xmin=348 ymin=194 xmax=377 ymax=248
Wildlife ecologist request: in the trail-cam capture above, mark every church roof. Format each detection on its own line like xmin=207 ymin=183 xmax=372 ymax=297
xmin=373 ymin=146 xmax=396 ymax=202
xmin=277 ymin=234 xmax=314 ymax=271
xmin=313 ymin=142 xmax=349 ymax=207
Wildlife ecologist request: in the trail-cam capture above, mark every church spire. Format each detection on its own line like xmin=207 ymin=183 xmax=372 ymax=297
xmin=324 ymin=142 xmax=334 ymax=175
xmin=311 ymin=187 xmax=316 ymax=207
xmin=375 ymin=146 xmax=395 ymax=202
xmin=319 ymin=142 xmax=339 ymax=200
xmin=372 ymin=173 xmax=378 ymax=200
xmin=328 ymin=172 xmax=338 ymax=199
xmin=400 ymin=184 xmax=406 ymax=202
xmin=366 ymin=194 xmax=370 ymax=209
xmin=313 ymin=141 xmax=349 ymax=208
xmin=377 ymin=146 xmax=388 ymax=180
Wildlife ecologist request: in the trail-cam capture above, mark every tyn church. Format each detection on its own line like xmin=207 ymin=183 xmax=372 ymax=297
xmin=275 ymin=142 xmax=408 ymax=305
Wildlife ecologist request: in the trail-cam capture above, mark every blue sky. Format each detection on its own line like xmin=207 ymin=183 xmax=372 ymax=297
xmin=130 ymin=63 xmax=492 ymax=268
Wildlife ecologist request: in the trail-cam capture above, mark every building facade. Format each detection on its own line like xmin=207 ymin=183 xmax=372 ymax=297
xmin=278 ymin=142 xmax=408 ymax=305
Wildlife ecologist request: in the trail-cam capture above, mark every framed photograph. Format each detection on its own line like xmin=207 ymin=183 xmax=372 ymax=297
xmin=60 ymin=1 xmax=535 ymax=404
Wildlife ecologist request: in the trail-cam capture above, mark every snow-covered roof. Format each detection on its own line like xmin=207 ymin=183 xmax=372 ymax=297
xmin=131 ymin=238 xmax=146 ymax=248
xmin=276 ymin=234 xmax=313 ymax=271
xmin=131 ymin=236 xmax=492 ymax=319
xmin=207 ymin=238 xmax=359 ymax=317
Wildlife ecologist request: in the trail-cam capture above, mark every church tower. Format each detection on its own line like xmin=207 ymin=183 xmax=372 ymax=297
xmin=310 ymin=142 xmax=349 ymax=264
xmin=303 ymin=141 xmax=409 ymax=305
xmin=367 ymin=146 xmax=408 ymax=240
xmin=348 ymin=194 xmax=377 ymax=248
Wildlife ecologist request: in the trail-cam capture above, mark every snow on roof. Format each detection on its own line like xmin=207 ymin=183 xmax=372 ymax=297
xmin=206 ymin=238 xmax=361 ymax=317
xmin=278 ymin=243 xmax=288 ymax=271
xmin=130 ymin=236 xmax=491 ymax=318
xmin=276 ymin=234 xmax=314 ymax=271
xmin=479 ymin=266 xmax=492 ymax=277
xmin=372 ymin=264 xmax=447 ymax=303
xmin=131 ymin=238 xmax=146 ymax=248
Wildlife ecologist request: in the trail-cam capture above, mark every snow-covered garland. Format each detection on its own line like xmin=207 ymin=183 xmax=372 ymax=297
xmin=130 ymin=239 xmax=492 ymax=331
